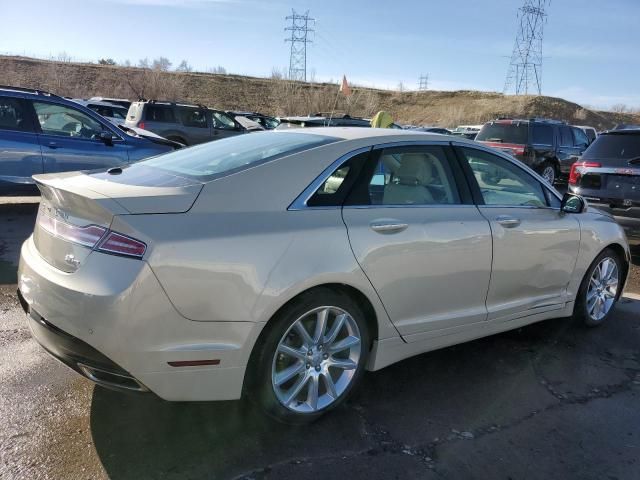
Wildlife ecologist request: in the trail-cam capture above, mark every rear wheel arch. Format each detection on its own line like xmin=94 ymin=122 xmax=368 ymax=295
xmin=243 ymin=283 xmax=379 ymax=390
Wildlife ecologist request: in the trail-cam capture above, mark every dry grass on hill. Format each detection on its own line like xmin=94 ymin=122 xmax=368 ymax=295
xmin=1 ymin=55 xmax=638 ymax=130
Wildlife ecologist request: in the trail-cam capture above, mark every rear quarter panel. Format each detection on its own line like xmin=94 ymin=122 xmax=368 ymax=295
xmin=113 ymin=139 xmax=404 ymax=341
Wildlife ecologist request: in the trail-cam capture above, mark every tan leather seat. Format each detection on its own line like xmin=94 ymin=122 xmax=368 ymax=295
xmin=383 ymin=154 xmax=435 ymax=205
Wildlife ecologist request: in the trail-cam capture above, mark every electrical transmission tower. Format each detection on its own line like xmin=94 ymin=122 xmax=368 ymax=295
xmin=285 ymin=9 xmax=314 ymax=81
xmin=503 ymin=0 xmax=549 ymax=95
xmin=418 ymin=74 xmax=429 ymax=91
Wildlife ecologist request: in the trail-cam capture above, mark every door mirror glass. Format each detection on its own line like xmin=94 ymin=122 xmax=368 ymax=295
xmin=561 ymin=193 xmax=586 ymax=214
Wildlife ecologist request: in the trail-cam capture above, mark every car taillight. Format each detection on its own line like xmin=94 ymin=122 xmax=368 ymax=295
xmin=512 ymin=145 xmax=526 ymax=156
xmin=569 ymin=161 xmax=601 ymax=185
xmin=38 ymin=213 xmax=146 ymax=258
xmin=39 ymin=214 xmax=107 ymax=247
xmin=97 ymin=232 xmax=147 ymax=258
xmin=138 ymin=121 xmax=145 ymax=130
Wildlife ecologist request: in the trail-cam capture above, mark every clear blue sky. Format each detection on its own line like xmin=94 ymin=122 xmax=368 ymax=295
xmin=1 ymin=0 xmax=638 ymax=109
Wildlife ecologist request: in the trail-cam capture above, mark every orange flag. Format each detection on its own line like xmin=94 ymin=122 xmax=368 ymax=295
xmin=339 ymin=75 xmax=352 ymax=96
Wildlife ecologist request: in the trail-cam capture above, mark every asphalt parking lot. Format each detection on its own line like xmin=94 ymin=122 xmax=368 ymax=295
xmin=1 ymin=200 xmax=640 ymax=479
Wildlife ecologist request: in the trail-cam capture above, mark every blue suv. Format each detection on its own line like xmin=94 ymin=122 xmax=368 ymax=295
xmin=0 ymin=86 xmax=179 ymax=189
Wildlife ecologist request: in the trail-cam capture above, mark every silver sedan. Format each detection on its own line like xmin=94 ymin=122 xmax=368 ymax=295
xmin=18 ymin=128 xmax=630 ymax=423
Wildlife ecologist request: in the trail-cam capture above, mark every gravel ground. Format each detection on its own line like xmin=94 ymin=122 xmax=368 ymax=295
xmin=1 ymin=201 xmax=640 ymax=479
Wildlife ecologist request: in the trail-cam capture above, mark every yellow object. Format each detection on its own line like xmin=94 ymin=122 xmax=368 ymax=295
xmin=370 ymin=111 xmax=394 ymax=128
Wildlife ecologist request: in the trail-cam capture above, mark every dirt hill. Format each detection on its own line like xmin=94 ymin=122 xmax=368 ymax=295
xmin=1 ymin=55 xmax=637 ymax=130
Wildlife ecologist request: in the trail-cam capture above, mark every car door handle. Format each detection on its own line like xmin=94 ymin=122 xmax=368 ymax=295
xmin=495 ymin=215 xmax=521 ymax=228
xmin=47 ymin=142 xmax=58 ymax=149
xmin=370 ymin=221 xmax=409 ymax=234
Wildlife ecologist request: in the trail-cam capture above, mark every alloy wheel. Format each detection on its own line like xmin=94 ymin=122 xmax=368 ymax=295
xmin=271 ymin=306 xmax=362 ymax=413
xmin=586 ymin=257 xmax=619 ymax=321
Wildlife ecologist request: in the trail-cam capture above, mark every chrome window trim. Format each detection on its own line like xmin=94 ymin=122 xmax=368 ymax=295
xmin=343 ymin=204 xmax=477 ymax=210
xmin=451 ymin=140 xmax=563 ymax=204
xmin=372 ymin=140 xmax=451 ymax=150
xmin=288 ymin=146 xmax=372 ymax=211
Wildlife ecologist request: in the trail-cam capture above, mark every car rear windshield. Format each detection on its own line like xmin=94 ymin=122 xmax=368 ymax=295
xmin=476 ymin=123 xmax=529 ymax=144
xmin=582 ymin=133 xmax=640 ymax=161
xmin=140 ymin=131 xmax=338 ymax=180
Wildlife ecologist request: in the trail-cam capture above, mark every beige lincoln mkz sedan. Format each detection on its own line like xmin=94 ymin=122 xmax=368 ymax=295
xmin=18 ymin=128 xmax=630 ymax=423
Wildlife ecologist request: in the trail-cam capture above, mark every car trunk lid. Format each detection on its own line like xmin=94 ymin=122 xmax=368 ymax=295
xmin=32 ymin=167 xmax=203 ymax=272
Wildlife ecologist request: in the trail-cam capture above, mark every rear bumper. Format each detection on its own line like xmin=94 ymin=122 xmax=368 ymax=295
xmin=19 ymin=296 xmax=148 ymax=392
xmin=18 ymin=236 xmax=263 ymax=401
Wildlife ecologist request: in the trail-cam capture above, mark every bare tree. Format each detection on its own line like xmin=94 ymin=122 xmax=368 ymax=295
xmin=138 ymin=58 xmax=150 ymax=69
xmin=611 ymin=103 xmax=629 ymax=113
xmin=208 ymin=65 xmax=227 ymax=75
xmin=176 ymin=60 xmax=192 ymax=72
xmin=152 ymin=57 xmax=172 ymax=71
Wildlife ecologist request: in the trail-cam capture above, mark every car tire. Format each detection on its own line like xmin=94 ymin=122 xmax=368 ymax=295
xmin=539 ymin=161 xmax=556 ymax=185
xmin=573 ymin=248 xmax=623 ymax=327
xmin=247 ymin=288 xmax=370 ymax=424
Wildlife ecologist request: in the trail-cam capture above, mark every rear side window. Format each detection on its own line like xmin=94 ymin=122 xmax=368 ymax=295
xmin=559 ymin=126 xmax=573 ymax=146
xmin=179 ymin=108 xmax=208 ymax=128
xmin=532 ymin=125 xmax=553 ymax=145
xmin=475 ymin=122 xmax=528 ymax=144
xmin=145 ymin=105 xmax=176 ymax=123
xmin=140 ymin=131 xmax=337 ymax=180
xmin=0 ymin=97 xmax=32 ymax=132
xmin=350 ymin=146 xmax=461 ymax=206
xmin=583 ymin=134 xmax=640 ymax=160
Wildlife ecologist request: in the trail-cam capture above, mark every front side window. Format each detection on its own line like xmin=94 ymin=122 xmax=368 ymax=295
xmin=572 ymin=127 xmax=589 ymax=148
xmin=460 ymin=147 xmax=547 ymax=207
xmin=33 ymin=101 xmax=105 ymax=139
xmin=0 ymin=97 xmax=31 ymax=132
xmin=211 ymin=111 xmax=237 ymax=130
xmin=353 ymin=146 xmax=461 ymax=206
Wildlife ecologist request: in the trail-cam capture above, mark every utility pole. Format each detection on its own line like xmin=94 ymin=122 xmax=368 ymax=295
xmin=418 ymin=74 xmax=429 ymax=91
xmin=503 ymin=0 xmax=549 ymax=95
xmin=285 ymin=9 xmax=314 ymax=82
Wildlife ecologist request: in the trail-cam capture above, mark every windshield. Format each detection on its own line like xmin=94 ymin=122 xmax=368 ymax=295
xmin=139 ymin=131 xmax=337 ymax=180
xmin=476 ymin=123 xmax=529 ymax=144
xmin=582 ymin=133 xmax=640 ymax=160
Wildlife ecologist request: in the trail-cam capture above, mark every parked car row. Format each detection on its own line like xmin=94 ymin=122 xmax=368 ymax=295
xmin=475 ymin=118 xmax=593 ymax=185
xmin=0 ymin=86 xmax=181 ymax=188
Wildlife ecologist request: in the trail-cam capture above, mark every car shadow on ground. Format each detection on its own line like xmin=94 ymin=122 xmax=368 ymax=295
xmin=89 ymin=309 xmax=640 ymax=480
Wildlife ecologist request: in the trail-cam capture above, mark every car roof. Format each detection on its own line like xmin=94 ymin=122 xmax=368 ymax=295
xmin=71 ymin=99 xmax=127 ymax=108
xmin=280 ymin=126 xmax=472 ymax=143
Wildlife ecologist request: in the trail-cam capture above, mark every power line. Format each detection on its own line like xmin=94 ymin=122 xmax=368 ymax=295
xmin=418 ymin=74 xmax=429 ymax=91
xmin=503 ymin=0 xmax=549 ymax=95
xmin=285 ymin=9 xmax=314 ymax=81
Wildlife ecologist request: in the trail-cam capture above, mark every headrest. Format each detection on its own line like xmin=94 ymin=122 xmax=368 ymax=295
xmin=395 ymin=154 xmax=432 ymax=186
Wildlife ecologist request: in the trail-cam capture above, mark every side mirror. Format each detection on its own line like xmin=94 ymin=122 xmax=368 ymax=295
xmin=561 ymin=192 xmax=586 ymax=214
xmin=98 ymin=131 xmax=115 ymax=146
